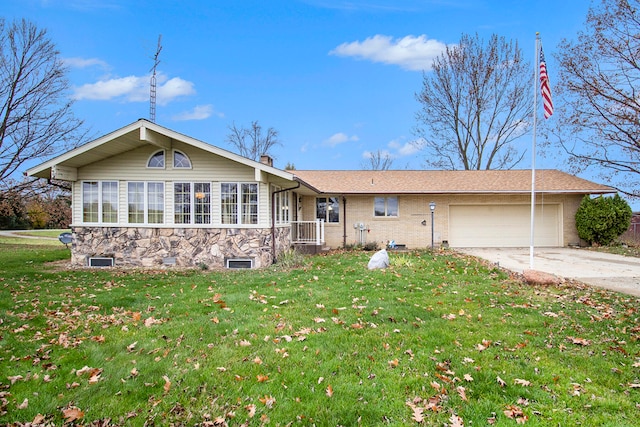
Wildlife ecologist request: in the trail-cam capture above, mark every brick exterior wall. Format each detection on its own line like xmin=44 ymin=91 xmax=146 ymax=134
xmin=300 ymin=193 xmax=584 ymax=249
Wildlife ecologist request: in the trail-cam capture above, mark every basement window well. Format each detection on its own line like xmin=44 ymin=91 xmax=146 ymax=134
xmin=88 ymin=257 xmax=114 ymax=267
xmin=226 ymin=258 xmax=253 ymax=269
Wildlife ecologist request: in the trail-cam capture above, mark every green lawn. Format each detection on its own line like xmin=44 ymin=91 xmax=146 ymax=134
xmin=0 ymin=245 xmax=638 ymax=426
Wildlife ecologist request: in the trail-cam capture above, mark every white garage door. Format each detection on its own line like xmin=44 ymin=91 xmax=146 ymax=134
xmin=449 ymin=204 xmax=561 ymax=247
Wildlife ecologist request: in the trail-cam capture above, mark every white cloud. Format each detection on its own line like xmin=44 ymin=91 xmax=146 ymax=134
xmin=72 ymin=72 xmax=195 ymax=105
xmin=62 ymin=57 xmax=109 ymax=69
xmin=324 ymin=132 xmax=359 ymax=146
xmin=172 ymin=104 xmax=223 ymax=121
xmin=388 ymin=138 xmax=421 ymax=156
xmin=330 ymin=34 xmax=447 ymax=71
xmin=156 ymin=76 xmax=196 ymax=106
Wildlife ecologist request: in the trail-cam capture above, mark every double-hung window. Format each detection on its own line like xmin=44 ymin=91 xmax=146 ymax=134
xmin=273 ymin=186 xmax=290 ymax=225
xmin=127 ymin=182 xmax=165 ymax=224
xmin=174 ymin=182 xmax=211 ymax=224
xmin=316 ymin=197 xmax=339 ymax=223
xmin=82 ymin=181 xmax=118 ymax=223
xmin=374 ymin=196 xmax=398 ymax=217
xmin=221 ymin=183 xmax=258 ymax=225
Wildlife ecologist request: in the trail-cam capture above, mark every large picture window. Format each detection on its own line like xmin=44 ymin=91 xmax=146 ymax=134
xmin=374 ymin=196 xmax=398 ymax=217
xmin=221 ymin=183 xmax=258 ymax=225
xmin=128 ymin=182 xmax=165 ymax=224
xmin=174 ymin=182 xmax=211 ymax=224
xmin=316 ymin=197 xmax=339 ymax=223
xmin=82 ymin=181 xmax=118 ymax=223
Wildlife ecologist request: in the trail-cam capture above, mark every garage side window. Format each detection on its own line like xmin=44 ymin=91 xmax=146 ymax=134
xmin=374 ymin=197 xmax=398 ymax=217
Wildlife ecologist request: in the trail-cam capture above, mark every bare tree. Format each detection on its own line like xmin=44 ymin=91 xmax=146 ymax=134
xmin=362 ymin=149 xmax=394 ymax=170
xmin=415 ymin=33 xmax=532 ymax=170
xmin=553 ymin=0 xmax=640 ymax=198
xmin=226 ymin=121 xmax=281 ymax=161
xmin=0 ymin=18 xmax=84 ymax=192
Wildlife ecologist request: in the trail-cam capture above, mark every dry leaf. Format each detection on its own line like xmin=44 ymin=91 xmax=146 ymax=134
xmin=257 ymin=374 xmax=269 ymax=382
xmin=62 ymin=407 xmax=84 ymax=422
xmin=568 ymin=336 xmax=591 ymax=346
xmin=326 ymin=384 xmax=334 ymax=397
xmin=259 ymin=394 xmax=276 ymax=408
xmin=497 ymin=376 xmax=506 ymax=387
xmin=514 ymin=378 xmax=531 ymax=387
xmin=463 ymin=374 xmax=474 ymax=382
xmin=88 ymin=368 xmax=103 ymax=384
xmin=162 ymin=375 xmax=171 ymax=393
xmin=127 ymin=341 xmax=138 ymax=352
xmin=8 ymin=375 xmax=23 ymax=384
xmin=449 ymin=414 xmax=464 ymax=427
xmin=411 ymin=406 xmax=424 ymax=422
xmin=456 ymin=386 xmax=468 ymax=401
xmin=17 ymin=398 xmax=28 ymax=410
xmin=245 ymin=403 xmax=257 ymax=418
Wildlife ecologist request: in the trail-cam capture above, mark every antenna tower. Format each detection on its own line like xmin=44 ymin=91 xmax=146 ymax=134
xmin=150 ymin=34 xmax=162 ymax=123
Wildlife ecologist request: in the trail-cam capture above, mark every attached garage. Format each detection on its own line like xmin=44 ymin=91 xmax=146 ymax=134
xmin=448 ymin=204 xmax=561 ymax=247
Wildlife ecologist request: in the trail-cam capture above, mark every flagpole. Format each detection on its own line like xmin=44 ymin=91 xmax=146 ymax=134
xmin=530 ymin=33 xmax=540 ymax=269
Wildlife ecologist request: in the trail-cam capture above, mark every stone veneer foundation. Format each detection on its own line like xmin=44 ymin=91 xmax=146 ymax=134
xmin=71 ymin=226 xmax=291 ymax=268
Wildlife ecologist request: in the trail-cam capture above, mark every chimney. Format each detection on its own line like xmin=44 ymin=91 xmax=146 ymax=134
xmin=260 ymin=155 xmax=273 ymax=167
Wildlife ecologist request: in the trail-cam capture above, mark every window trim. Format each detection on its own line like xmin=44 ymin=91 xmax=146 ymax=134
xmin=147 ymin=150 xmax=166 ymax=169
xmin=82 ymin=180 xmax=119 ymax=224
xmin=172 ymin=149 xmax=192 ymax=169
xmin=273 ymin=185 xmax=291 ymax=225
xmin=174 ymin=181 xmax=212 ymax=225
xmin=316 ymin=196 xmax=340 ymax=223
xmin=221 ymin=182 xmax=259 ymax=225
xmin=127 ymin=181 xmax=165 ymax=224
xmin=374 ymin=196 xmax=399 ymax=218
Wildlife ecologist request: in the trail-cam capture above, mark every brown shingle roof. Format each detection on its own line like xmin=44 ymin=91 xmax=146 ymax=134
xmin=293 ymin=169 xmax=614 ymax=194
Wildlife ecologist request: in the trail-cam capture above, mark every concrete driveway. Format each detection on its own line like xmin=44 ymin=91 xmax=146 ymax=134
xmin=456 ymin=247 xmax=640 ymax=297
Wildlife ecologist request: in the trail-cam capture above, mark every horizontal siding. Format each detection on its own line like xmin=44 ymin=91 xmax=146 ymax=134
xmin=72 ymin=143 xmax=275 ymax=228
xmin=78 ymin=143 xmax=256 ymax=182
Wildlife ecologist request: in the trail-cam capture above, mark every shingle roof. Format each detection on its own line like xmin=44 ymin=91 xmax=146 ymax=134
xmin=293 ymin=169 xmax=614 ymax=195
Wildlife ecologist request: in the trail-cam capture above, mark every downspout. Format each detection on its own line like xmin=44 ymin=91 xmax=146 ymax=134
xmin=342 ymin=196 xmax=347 ymax=248
xmin=271 ymin=182 xmax=301 ymax=263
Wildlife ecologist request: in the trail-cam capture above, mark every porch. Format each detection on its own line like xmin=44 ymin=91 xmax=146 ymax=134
xmin=290 ymin=219 xmax=327 ymax=254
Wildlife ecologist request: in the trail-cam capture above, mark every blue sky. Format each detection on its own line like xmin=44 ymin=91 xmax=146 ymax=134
xmin=5 ymin=0 xmax=592 ymax=172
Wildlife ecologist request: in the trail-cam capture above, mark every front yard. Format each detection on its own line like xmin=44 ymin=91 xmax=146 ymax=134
xmin=0 ymin=244 xmax=638 ymax=426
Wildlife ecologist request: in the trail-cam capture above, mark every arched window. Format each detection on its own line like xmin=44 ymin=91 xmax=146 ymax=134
xmin=173 ymin=150 xmax=192 ymax=168
xmin=147 ymin=150 xmax=165 ymax=168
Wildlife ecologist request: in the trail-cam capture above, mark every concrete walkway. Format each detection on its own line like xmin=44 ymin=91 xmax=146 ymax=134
xmin=0 ymin=230 xmax=58 ymax=240
xmin=456 ymin=247 xmax=640 ymax=297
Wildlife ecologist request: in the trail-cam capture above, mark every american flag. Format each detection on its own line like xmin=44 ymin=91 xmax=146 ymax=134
xmin=539 ymin=45 xmax=553 ymax=119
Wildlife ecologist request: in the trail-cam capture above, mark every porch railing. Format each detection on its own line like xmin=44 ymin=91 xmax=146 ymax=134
xmin=290 ymin=219 xmax=325 ymax=245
